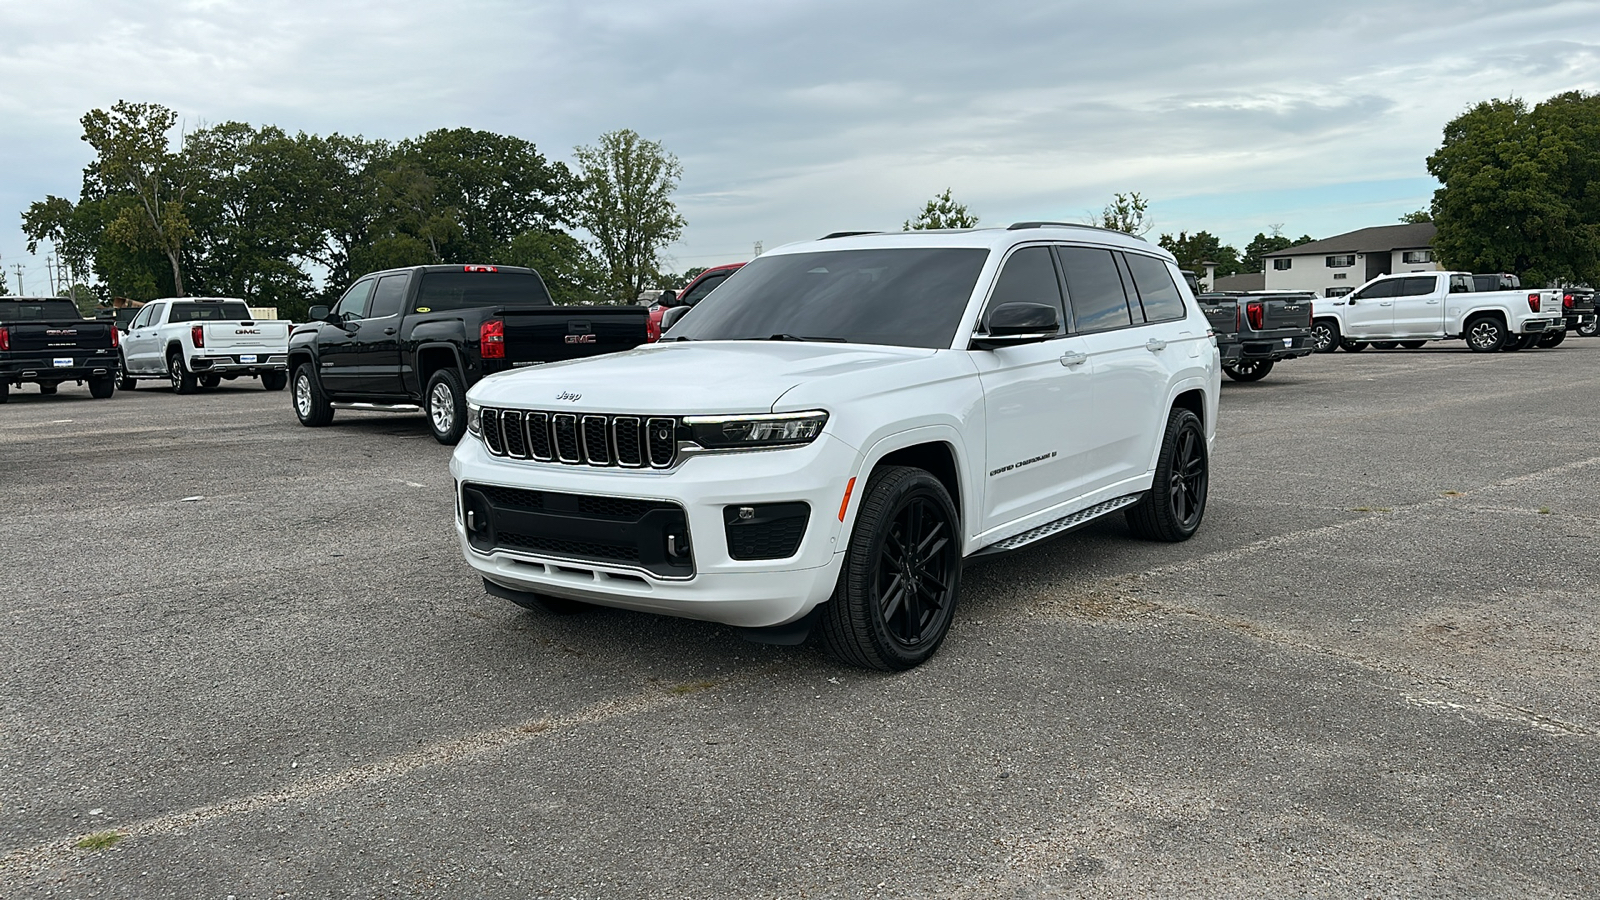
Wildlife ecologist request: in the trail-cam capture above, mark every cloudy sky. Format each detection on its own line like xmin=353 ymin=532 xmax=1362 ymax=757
xmin=1 ymin=0 xmax=1597 ymax=290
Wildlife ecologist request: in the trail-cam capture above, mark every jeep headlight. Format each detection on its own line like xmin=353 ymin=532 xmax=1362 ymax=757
xmin=466 ymin=401 xmax=482 ymax=436
xmin=683 ymin=411 xmax=828 ymax=449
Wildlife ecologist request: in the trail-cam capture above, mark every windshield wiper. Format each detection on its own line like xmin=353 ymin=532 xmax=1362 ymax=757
xmin=767 ymin=333 xmax=845 ymax=343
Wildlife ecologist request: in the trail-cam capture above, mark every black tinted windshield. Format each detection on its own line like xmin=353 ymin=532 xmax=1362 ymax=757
xmin=669 ymin=248 xmax=988 ymax=348
xmin=169 ymin=301 xmax=253 ymax=322
xmin=416 ymin=271 xmax=552 ymax=311
xmin=0 ymin=300 xmax=83 ymax=322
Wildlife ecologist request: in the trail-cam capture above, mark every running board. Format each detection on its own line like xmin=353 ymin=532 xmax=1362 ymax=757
xmin=968 ymin=493 xmax=1143 ymax=558
xmin=330 ymin=402 xmax=422 ymax=413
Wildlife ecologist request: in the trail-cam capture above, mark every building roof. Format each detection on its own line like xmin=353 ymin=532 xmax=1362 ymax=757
xmin=1212 ymin=272 xmax=1265 ymax=292
xmin=1262 ymin=223 xmax=1436 ymax=258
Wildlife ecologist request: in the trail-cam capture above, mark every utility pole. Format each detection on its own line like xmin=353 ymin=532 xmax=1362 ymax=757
xmin=753 ymin=241 xmax=763 ymax=258
xmin=12 ymin=263 xmax=23 ymax=296
xmin=46 ymin=255 xmax=56 ymax=296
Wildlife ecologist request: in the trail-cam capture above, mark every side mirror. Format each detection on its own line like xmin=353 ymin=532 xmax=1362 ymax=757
xmin=972 ymin=302 xmax=1060 ymax=349
xmin=308 ymin=305 xmax=331 ymax=322
xmin=658 ymin=289 xmax=679 ymax=308
xmin=660 ymin=305 xmax=692 ymax=334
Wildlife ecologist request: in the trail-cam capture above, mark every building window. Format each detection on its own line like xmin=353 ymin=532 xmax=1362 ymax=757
xmin=1402 ymin=250 xmax=1434 ymax=264
xmin=1325 ymin=287 xmax=1353 ymax=298
xmin=1326 ymin=255 xmax=1355 ymax=268
xmin=1333 ymin=273 xmax=1347 ymax=280
xmin=1272 ymin=258 xmax=1292 ymax=271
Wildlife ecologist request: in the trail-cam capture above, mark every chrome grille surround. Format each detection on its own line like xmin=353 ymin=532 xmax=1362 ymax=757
xmin=479 ymin=407 xmax=679 ymax=469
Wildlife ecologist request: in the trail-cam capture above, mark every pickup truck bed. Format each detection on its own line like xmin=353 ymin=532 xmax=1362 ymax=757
xmin=1196 ymin=292 xmax=1314 ymax=381
xmin=0 ymin=298 xmax=121 ymax=401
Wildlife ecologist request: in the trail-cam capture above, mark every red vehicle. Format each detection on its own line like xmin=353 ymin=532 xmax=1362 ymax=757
xmin=647 ymin=262 xmax=745 ymax=341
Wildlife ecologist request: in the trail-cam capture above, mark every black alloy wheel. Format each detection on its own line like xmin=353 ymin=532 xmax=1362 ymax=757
xmin=1537 ymin=330 xmax=1567 ymax=349
xmin=1400 ymin=340 xmax=1427 ymax=349
xmin=88 ymin=375 xmax=115 ymax=399
xmin=261 ymin=370 xmax=288 ymax=391
xmin=1126 ymin=408 xmax=1209 ymax=542
xmin=1223 ymin=359 xmax=1274 ymax=382
xmin=1310 ymin=320 xmax=1340 ymax=353
xmin=821 ymin=466 xmax=962 ymax=671
xmin=1577 ymin=319 xmax=1598 ymax=337
xmin=1340 ymin=339 xmax=1368 ymax=352
xmin=1372 ymin=341 xmax=1399 ymax=350
xmin=0 ymin=381 xmax=8 ymax=403
xmin=1465 ymin=317 xmax=1506 ymax=352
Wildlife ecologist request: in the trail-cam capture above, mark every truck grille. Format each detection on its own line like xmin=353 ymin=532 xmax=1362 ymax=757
xmin=481 ymin=408 xmax=679 ymax=468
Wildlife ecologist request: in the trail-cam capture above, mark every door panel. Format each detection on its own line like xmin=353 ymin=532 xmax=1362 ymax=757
xmin=354 ymin=274 xmax=408 ymax=394
xmin=1391 ymin=275 xmax=1445 ymax=337
xmin=1343 ymin=279 xmax=1398 ymax=337
xmin=317 ymin=278 xmax=375 ymax=394
xmin=125 ymin=303 xmax=163 ymax=372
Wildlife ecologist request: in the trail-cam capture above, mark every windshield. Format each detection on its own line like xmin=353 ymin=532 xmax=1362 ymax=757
xmin=0 ymin=300 xmax=83 ymax=322
xmin=668 ymin=248 xmax=989 ymax=348
xmin=169 ymin=301 xmax=254 ymax=322
xmin=416 ymin=271 xmax=552 ymax=311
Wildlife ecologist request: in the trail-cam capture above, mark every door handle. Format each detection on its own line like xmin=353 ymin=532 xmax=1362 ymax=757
xmin=1059 ymin=351 xmax=1087 ymax=367
xmin=1145 ymin=338 xmax=1167 ymax=352
xmin=383 ymin=327 xmax=397 ymax=334
xmin=1379 ymin=301 xmax=1392 ymax=306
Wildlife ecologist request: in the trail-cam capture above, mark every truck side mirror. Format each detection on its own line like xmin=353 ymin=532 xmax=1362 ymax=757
xmin=308 ymin=305 xmax=331 ymax=322
xmin=660 ymin=306 xmax=692 ymax=333
xmin=659 ymin=289 xmax=679 ymax=308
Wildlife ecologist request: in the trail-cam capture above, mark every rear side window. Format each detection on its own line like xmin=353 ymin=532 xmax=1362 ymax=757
xmin=1057 ymin=247 xmax=1132 ymax=332
xmin=1397 ymin=276 xmax=1437 ymax=297
xmin=369 ymin=275 xmax=409 ymax=318
xmin=0 ymin=300 xmax=82 ymax=321
xmin=168 ymin=301 xmax=253 ymax=322
xmin=681 ymin=272 xmax=731 ymax=306
xmin=985 ymin=247 xmax=1064 ymax=332
xmin=1124 ymin=254 xmax=1186 ymax=322
xmin=415 ymin=271 xmax=552 ymax=312
xmin=1351 ymin=279 xmax=1400 ymax=300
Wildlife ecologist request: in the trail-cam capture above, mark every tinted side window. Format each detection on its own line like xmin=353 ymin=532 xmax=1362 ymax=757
xmin=1397 ymin=276 xmax=1437 ymax=297
xmin=1450 ymin=275 xmax=1472 ymax=294
xmin=369 ymin=275 xmax=408 ymax=318
xmin=131 ymin=306 xmax=155 ymax=329
xmin=985 ymin=247 xmax=1063 ymax=331
xmin=681 ymin=272 xmax=730 ymax=306
xmin=1124 ymin=254 xmax=1187 ymax=322
xmin=1057 ymin=247 xmax=1132 ymax=332
xmin=1351 ymin=279 xmax=1400 ymax=300
xmin=335 ymin=279 xmax=376 ymax=321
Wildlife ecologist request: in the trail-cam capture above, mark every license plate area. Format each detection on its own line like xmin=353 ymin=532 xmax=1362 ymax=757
xmin=53 ymin=358 xmax=73 ymax=367
xmin=238 ymin=354 xmax=258 ymax=363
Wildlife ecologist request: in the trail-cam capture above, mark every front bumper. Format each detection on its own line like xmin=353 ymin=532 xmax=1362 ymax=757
xmin=1 ymin=353 xmax=119 ymax=383
xmin=190 ymin=353 xmax=288 ymax=375
xmin=450 ymin=432 xmax=862 ymax=628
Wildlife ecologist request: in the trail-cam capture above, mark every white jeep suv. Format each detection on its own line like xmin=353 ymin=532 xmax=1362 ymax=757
xmin=450 ymin=224 xmax=1220 ymax=669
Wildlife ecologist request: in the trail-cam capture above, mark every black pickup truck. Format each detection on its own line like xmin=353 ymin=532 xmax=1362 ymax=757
xmin=288 ymin=264 xmax=648 ymax=443
xmin=1554 ymin=287 xmax=1597 ymax=344
xmin=1196 ymin=291 xmax=1315 ymax=381
xmin=0 ymin=298 xmax=120 ymax=402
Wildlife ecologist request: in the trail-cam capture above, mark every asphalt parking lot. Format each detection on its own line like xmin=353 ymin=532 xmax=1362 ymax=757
xmin=3 ymin=342 xmax=1598 ymax=898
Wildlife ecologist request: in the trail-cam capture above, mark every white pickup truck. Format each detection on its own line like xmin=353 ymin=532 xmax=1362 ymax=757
xmin=1309 ymin=271 xmax=1563 ymax=353
xmin=117 ymin=297 xmax=291 ymax=393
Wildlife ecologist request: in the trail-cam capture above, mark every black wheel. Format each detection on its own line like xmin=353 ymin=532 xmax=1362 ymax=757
xmin=426 ymin=368 xmax=468 ymax=445
xmin=292 ymin=363 xmax=334 ymax=427
xmin=820 ymin=466 xmax=962 ymax=671
xmin=1310 ymin=319 xmax=1340 ymax=354
xmin=1536 ymin=330 xmax=1567 ymax=349
xmin=1372 ymin=341 xmax=1399 ymax=350
xmin=38 ymin=383 xmax=58 ymax=395
xmin=199 ymin=373 xmax=221 ymax=389
xmin=1465 ymin=316 xmax=1507 ymax=352
xmin=1400 ymin=340 xmax=1427 ymax=349
xmin=0 ymin=381 xmax=9 ymax=404
xmin=88 ymin=375 xmax=115 ymax=399
xmin=168 ymin=353 xmax=197 ymax=394
xmin=1577 ymin=319 xmax=1598 ymax=337
xmin=118 ymin=354 xmax=136 ymax=390
xmin=1222 ymin=359 xmax=1274 ymax=382
xmin=261 ymin=370 xmax=288 ymax=391
xmin=1125 ymin=408 xmax=1209 ymax=542
xmin=488 ymin=579 xmax=589 ymax=615
xmin=1339 ymin=339 xmax=1368 ymax=352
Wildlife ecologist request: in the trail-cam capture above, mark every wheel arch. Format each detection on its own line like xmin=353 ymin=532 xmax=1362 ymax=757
xmin=415 ymin=343 xmax=465 ymax=392
xmin=852 ymin=426 xmax=972 ymax=545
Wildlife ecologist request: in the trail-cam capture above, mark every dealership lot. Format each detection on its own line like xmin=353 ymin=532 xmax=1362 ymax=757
xmin=3 ymin=344 xmax=1598 ymax=897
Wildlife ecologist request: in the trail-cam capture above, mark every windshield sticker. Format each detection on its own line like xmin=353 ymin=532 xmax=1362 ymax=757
xmin=990 ymin=451 xmax=1056 ymax=477
xmin=415 ymin=307 xmax=431 ymax=312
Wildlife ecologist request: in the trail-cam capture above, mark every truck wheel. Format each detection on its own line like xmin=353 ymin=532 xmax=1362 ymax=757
xmin=118 ymin=354 xmax=136 ymax=390
xmin=1339 ymin=339 xmax=1368 ymax=352
xmin=426 ymin=369 xmax=468 ymax=445
xmin=200 ymin=373 xmax=221 ymax=389
xmin=1223 ymin=359 xmax=1274 ymax=382
xmin=1372 ymin=341 xmax=1399 ymax=350
xmin=293 ymin=363 xmax=334 ymax=426
xmin=1465 ymin=316 xmax=1507 ymax=352
xmin=1125 ymin=408 xmax=1208 ymax=543
xmin=168 ymin=352 xmax=197 ymax=394
xmin=1577 ymin=320 xmax=1598 ymax=337
xmin=820 ymin=466 xmax=962 ymax=671
xmin=88 ymin=375 xmax=115 ymax=399
xmin=1400 ymin=341 xmax=1427 ymax=349
xmin=260 ymin=370 xmax=287 ymax=391
xmin=1310 ymin=319 xmax=1340 ymax=353
xmin=1536 ymin=330 xmax=1567 ymax=349
xmin=0 ymin=381 xmax=9 ymax=403
xmin=38 ymin=383 xmax=58 ymax=395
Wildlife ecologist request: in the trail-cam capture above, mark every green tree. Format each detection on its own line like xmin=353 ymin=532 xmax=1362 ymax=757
xmin=1096 ymin=191 xmax=1152 ymax=236
xmin=573 ymin=129 xmax=687 ymax=302
xmin=1398 ymin=209 xmax=1432 ymax=224
xmin=501 ymin=229 xmax=606 ymax=305
xmin=1158 ymin=230 xmax=1243 ymax=277
xmin=1241 ymin=231 xmax=1315 ymax=273
xmin=1428 ymin=92 xmax=1600 ymax=287
xmin=903 ymin=189 xmax=978 ymax=230
xmin=79 ymin=101 xmax=194 ymax=295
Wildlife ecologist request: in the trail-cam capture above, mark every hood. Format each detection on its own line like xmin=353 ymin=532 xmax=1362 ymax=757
xmin=467 ymin=340 xmax=937 ymax=414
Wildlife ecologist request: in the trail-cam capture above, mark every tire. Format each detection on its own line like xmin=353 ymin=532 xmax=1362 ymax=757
xmin=488 ymin=579 xmax=589 ymax=615
xmin=168 ymin=352 xmax=197 ymax=394
xmin=38 ymin=383 xmax=58 ymax=395
xmin=1310 ymin=319 xmax=1340 ymax=354
xmin=260 ymin=370 xmax=288 ymax=391
xmin=426 ymin=368 xmax=468 ymax=445
xmin=1339 ymin=339 xmax=1368 ymax=352
xmin=1372 ymin=341 xmax=1399 ymax=350
xmin=1577 ymin=319 xmax=1598 ymax=338
xmin=1516 ymin=333 xmax=1541 ymax=350
xmin=200 ymin=373 xmax=221 ymax=389
xmin=1400 ymin=341 xmax=1427 ymax=349
xmin=1536 ymin=330 xmax=1567 ymax=349
xmin=292 ymin=363 xmax=334 ymax=427
xmin=88 ymin=375 xmax=115 ymax=399
xmin=1465 ymin=316 xmax=1507 ymax=352
xmin=1222 ymin=359 xmax=1275 ymax=382
xmin=1125 ymin=408 xmax=1209 ymax=543
xmin=118 ymin=354 xmax=136 ymax=390
xmin=820 ymin=466 xmax=962 ymax=671
xmin=0 ymin=381 xmax=8 ymax=404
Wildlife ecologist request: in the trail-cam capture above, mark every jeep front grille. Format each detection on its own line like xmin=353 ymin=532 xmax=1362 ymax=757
xmin=480 ymin=408 xmax=679 ymax=469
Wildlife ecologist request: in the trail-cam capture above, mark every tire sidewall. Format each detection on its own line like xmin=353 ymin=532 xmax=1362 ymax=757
xmin=1310 ymin=320 xmax=1339 ymax=353
xmin=426 ymin=369 xmax=468 ymax=445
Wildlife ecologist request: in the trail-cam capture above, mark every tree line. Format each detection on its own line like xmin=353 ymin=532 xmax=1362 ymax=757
xmin=20 ymin=101 xmax=686 ymax=318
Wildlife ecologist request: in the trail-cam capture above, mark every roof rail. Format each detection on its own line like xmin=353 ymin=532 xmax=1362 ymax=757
xmin=819 ymin=231 xmax=881 ymax=239
xmin=1007 ymin=221 xmax=1148 ymax=242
